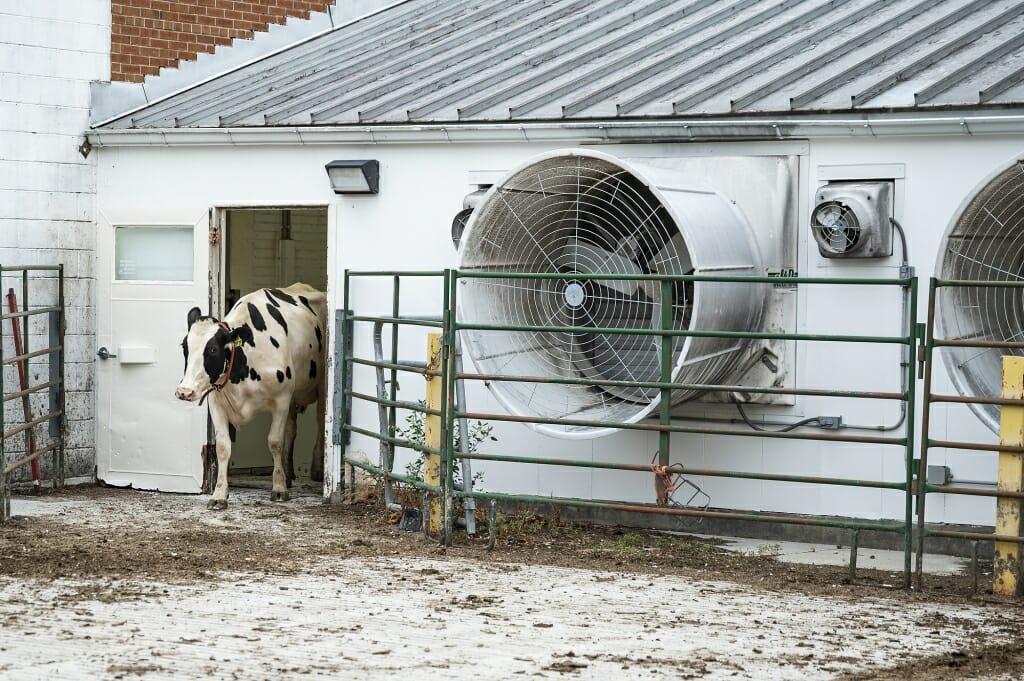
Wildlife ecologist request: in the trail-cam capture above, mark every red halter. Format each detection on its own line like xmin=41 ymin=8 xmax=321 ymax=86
xmin=198 ymin=322 xmax=237 ymax=406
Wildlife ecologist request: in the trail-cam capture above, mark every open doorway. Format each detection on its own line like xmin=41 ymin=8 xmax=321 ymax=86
xmin=216 ymin=207 xmax=328 ymax=488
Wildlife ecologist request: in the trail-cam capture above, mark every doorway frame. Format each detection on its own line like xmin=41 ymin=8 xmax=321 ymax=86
xmin=207 ymin=202 xmax=335 ymax=494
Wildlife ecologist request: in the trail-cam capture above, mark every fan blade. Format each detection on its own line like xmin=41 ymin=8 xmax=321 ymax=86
xmin=555 ymin=237 xmax=641 ymax=296
xmin=829 ymin=228 xmax=847 ymax=253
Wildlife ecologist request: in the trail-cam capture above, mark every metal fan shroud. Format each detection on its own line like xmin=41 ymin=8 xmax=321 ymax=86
xmin=457 ymin=149 xmax=767 ymax=439
xmin=937 ymin=159 xmax=1024 ymax=434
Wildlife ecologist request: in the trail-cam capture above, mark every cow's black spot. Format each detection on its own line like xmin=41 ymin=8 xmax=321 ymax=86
xmin=228 ymin=347 xmax=249 ymax=385
xmin=269 ymin=336 xmax=279 ymax=349
xmin=315 ymin=325 xmax=322 ymax=352
xmin=285 ymin=366 xmax=292 ymax=380
xmin=276 ymin=370 xmax=285 ymax=383
xmin=299 ymin=295 xmax=316 ymax=314
xmin=309 ymin=360 xmax=317 ymax=379
xmin=247 ymin=303 xmax=267 ymax=332
xmin=181 ymin=337 xmax=188 ymax=370
xmin=265 ymin=303 xmax=288 ymax=335
xmin=249 ymin=367 xmax=261 ymax=381
xmin=264 ymin=289 xmax=280 ymax=308
xmin=201 ymin=331 xmax=230 ymax=384
xmin=229 ymin=423 xmax=236 ymax=442
xmin=309 ymin=343 xmax=313 ymax=349
xmin=268 ymin=288 xmax=298 ymax=306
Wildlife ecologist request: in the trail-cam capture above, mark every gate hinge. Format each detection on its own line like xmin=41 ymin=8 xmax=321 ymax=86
xmin=209 ymin=226 xmax=221 ymax=246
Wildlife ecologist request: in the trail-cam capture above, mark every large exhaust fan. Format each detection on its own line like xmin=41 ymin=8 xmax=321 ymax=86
xmin=456 ymin=149 xmax=767 ymax=438
xmin=937 ymin=158 xmax=1024 ymax=434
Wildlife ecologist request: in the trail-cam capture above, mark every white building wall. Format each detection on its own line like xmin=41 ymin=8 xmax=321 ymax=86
xmin=1 ymin=1 xmax=110 ymax=481
xmin=94 ymin=132 xmax=1024 ymax=527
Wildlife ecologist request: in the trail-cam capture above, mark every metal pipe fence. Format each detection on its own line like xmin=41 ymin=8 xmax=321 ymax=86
xmin=339 ymin=269 xmax=918 ymax=585
xmin=917 ymin=277 xmax=1024 ymax=589
xmin=0 ymin=265 xmax=66 ymax=524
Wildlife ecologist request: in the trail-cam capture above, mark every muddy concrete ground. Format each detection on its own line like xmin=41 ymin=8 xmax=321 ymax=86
xmin=1 ymin=484 xmax=1023 ymax=680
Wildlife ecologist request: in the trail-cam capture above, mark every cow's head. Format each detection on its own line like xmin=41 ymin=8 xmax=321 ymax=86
xmin=175 ymin=307 xmax=250 ymax=402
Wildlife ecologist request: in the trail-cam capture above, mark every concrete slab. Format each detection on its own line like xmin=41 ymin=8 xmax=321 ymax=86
xmin=703 ymin=535 xmax=969 ymax=577
xmin=8 ymin=496 xmax=91 ymax=518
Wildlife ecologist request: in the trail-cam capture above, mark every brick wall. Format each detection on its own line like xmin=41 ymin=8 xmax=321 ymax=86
xmin=111 ymin=0 xmax=334 ymax=82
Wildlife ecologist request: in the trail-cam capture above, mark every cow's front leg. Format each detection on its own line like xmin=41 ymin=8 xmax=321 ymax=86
xmin=268 ymin=402 xmax=289 ymax=502
xmin=208 ymin=404 xmax=233 ymax=510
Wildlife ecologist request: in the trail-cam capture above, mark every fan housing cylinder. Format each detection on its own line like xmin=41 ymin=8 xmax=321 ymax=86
xmin=457 ymin=149 xmax=768 ymax=438
xmin=937 ymin=158 xmax=1024 ymax=433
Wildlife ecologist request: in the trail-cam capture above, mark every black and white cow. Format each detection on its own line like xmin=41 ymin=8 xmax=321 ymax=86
xmin=175 ymin=283 xmax=327 ymax=509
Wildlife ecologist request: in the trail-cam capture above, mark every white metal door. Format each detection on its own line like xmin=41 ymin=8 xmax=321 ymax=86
xmin=96 ymin=212 xmax=210 ymax=492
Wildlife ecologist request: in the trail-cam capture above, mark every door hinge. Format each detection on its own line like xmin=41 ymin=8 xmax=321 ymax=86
xmin=209 ymin=226 xmax=221 ymax=246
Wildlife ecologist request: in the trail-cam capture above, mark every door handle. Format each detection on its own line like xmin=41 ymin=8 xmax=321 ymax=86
xmin=96 ymin=346 xmax=117 ymax=360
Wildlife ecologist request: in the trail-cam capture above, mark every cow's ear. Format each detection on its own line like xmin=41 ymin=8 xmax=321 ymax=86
xmin=187 ymin=307 xmax=203 ymax=329
xmin=229 ymin=324 xmax=254 ymax=348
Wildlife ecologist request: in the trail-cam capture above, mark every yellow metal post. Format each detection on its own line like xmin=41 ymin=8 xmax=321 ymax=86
xmin=424 ymin=333 xmax=443 ymax=536
xmin=995 ymin=356 xmax=1024 ymax=596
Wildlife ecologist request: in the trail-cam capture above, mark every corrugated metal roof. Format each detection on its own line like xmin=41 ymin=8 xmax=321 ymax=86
xmin=97 ymin=0 xmax=1024 ymax=130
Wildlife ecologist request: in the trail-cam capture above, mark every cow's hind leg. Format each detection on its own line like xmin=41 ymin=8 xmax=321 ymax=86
xmin=283 ymin=402 xmax=298 ymax=488
xmin=309 ymin=372 xmax=325 ymax=483
xmin=268 ymin=403 xmax=290 ymax=502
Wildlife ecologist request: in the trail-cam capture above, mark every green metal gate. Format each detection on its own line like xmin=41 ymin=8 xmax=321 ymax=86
xmin=917 ymin=276 xmax=1024 ymax=589
xmin=0 ymin=265 xmax=66 ymax=523
xmin=338 ymin=269 xmax=918 ymax=585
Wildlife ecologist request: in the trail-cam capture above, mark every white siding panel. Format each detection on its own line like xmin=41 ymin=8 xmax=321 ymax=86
xmin=0 ymin=160 xmax=94 ymax=192
xmin=1 ymin=0 xmax=106 ymax=483
xmin=0 ymin=2 xmax=110 ymax=25
xmin=0 ymin=44 xmax=109 ymax=81
xmin=3 ymin=130 xmax=89 ymax=164
xmin=0 ymin=102 xmax=90 ymax=135
xmin=0 ymin=73 xmax=94 ymax=108
xmin=0 ymin=15 xmax=109 ymax=53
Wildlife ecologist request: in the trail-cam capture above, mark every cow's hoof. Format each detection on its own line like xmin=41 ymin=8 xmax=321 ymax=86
xmin=286 ymin=477 xmax=293 ymax=489
xmin=207 ymin=498 xmax=228 ymax=511
xmin=270 ymin=491 xmax=289 ymax=503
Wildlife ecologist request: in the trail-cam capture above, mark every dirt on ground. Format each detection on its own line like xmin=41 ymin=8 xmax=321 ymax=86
xmin=0 ymin=483 xmax=999 ymax=600
xmin=2 ymin=483 xmax=1024 ymax=680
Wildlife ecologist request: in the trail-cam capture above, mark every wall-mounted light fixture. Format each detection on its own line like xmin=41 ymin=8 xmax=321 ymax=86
xmin=325 ymin=159 xmax=379 ymax=195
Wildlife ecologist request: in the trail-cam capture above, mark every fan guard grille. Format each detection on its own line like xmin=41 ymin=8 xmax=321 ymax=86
xmin=458 ymin=150 xmax=766 ymax=438
xmin=812 ymin=201 xmax=861 ymax=254
xmin=938 ymin=161 xmax=1024 ymax=433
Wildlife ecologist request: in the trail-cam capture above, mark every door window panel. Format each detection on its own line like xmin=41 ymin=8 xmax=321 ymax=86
xmin=115 ymin=226 xmax=193 ymax=281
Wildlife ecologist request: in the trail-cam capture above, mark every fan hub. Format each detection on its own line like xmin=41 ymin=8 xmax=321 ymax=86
xmin=563 ymin=281 xmax=586 ymax=309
